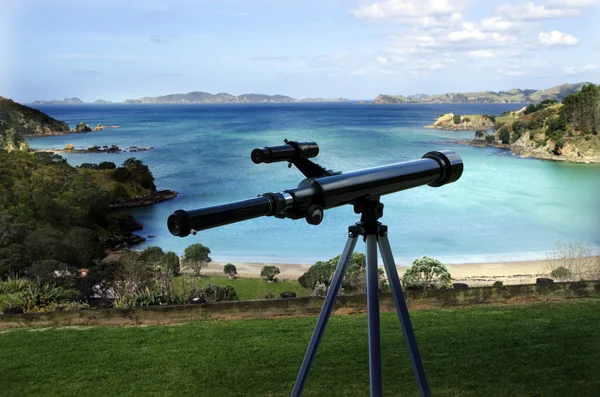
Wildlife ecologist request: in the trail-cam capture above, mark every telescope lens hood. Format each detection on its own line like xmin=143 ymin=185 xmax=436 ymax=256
xmin=422 ymin=150 xmax=463 ymax=187
xmin=168 ymin=210 xmax=190 ymax=237
xmin=251 ymin=148 xmax=266 ymax=164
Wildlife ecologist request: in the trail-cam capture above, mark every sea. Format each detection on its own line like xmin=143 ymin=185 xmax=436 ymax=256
xmin=26 ymin=103 xmax=600 ymax=265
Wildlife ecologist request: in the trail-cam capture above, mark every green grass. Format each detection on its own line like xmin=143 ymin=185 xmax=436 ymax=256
xmin=192 ymin=275 xmax=311 ymax=300
xmin=1 ymin=299 xmax=599 ymax=396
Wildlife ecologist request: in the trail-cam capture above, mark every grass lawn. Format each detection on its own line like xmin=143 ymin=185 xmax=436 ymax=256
xmin=1 ymin=299 xmax=599 ymax=396
xmin=191 ymin=275 xmax=311 ymax=300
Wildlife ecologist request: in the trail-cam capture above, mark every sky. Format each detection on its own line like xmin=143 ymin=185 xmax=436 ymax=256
xmin=1 ymin=0 xmax=599 ymax=102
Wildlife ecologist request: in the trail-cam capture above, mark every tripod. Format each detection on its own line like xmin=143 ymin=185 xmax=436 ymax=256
xmin=291 ymin=200 xmax=431 ymax=397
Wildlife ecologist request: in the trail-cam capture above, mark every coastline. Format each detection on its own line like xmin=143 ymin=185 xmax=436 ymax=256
xmin=199 ymin=257 xmax=599 ymax=286
xmin=453 ymin=139 xmax=600 ymax=164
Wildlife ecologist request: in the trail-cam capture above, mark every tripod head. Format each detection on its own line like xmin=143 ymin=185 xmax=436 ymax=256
xmin=168 ymin=140 xmax=463 ymax=237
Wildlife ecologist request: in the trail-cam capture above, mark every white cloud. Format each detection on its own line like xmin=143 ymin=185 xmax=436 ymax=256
xmin=468 ymin=49 xmax=496 ymax=58
xmin=562 ymin=64 xmax=599 ymax=74
xmin=480 ymin=17 xmax=517 ymax=32
xmin=351 ymin=0 xmax=467 ymax=26
xmin=549 ymin=0 xmax=600 ymax=6
xmin=496 ymin=2 xmax=579 ymax=20
xmin=538 ymin=30 xmax=580 ymax=46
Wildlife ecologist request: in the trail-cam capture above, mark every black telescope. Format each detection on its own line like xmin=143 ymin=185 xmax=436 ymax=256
xmin=168 ymin=142 xmax=463 ymax=237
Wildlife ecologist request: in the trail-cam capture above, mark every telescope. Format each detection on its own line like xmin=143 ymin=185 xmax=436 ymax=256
xmin=168 ymin=140 xmax=462 ymax=237
xmin=167 ymin=140 xmax=463 ymax=397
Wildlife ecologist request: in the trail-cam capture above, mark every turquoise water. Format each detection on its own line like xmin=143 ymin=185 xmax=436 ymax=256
xmin=27 ymin=104 xmax=600 ymax=265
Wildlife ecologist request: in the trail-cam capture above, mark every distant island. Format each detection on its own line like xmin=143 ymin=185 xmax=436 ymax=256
xmin=372 ymin=83 xmax=591 ymax=104
xmin=433 ymin=84 xmax=600 ymax=163
xmin=124 ymin=92 xmax=349 ymax=104
xmin=31 ymin=92 xmax=349 ymax=105
xmin=32 ymin=97 xmax=84 ymax=105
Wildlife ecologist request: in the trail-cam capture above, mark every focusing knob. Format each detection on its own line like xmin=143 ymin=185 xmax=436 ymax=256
xmin=305 ymin=205 xmax=324 ymax=225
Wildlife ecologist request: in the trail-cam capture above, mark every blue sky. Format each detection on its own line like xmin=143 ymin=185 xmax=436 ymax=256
xmin=1 ymin=0 xmax=599 ymax=102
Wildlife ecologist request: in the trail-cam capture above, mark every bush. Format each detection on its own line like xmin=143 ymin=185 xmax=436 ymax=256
xmin=485 ymin=134 xmax=495 ymax=143
xmin=261 ymin=265 xmax=280 ymax=281
xmin=499 ymin=129 xmax=510 ymax=144
xmin=492 ymin=281 xmax=503 ymax=287
xmin=263 ymin=292 xmax=276 ymax=300
xmin=585 ymin=135 xmax=591 ymax=141
xmin=453 ymin=114 xmax=461 ymax=124
xmin=475 ymin=130 xmax=485 ymax=139
xmin=198 ymin=283 xmax=239 ymax=302
xmin=312 ymin=282 xmax=327 ymax=297
xmin=98 ymin=161 xmax=116 ymax=170
xmin=162 ymin=252 xmax=181 ymax=276
xmin=551 ymin=266 xmax=572 ymax=281
xmin=223 ymin=263 xmax=237 ymax=276
xmin=401 ymin=256 xmax=452 ymax=291
xmin=462 ymin=117 xmax=471 ymax=123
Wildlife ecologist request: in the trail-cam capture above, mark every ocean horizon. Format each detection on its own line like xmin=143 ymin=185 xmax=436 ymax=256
xmin=27 ymin=103 xmax=600 ymax=265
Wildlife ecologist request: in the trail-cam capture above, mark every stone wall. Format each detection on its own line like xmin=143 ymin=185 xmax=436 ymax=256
xmin=1 ymin=281 xmax=598 ymax=328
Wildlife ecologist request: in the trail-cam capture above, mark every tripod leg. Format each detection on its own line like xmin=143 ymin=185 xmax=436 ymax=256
xmin=366 ymin=234 xmax=383 ymax=397
xmin=378 ymin=234 xmax=431 ymax=397
xmin=291 ymin=231 xmax=359 ymax=397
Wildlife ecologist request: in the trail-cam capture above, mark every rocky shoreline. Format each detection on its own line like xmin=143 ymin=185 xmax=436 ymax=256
xmin=110 ymin=189 xmax=178 ymax=209
xmin=37 ymin=144 xmax=154 ymax=154
xmin=452 ymin=139 xmax=600 ymax=164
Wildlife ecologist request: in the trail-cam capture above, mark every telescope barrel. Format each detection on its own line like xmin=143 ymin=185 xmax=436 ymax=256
xmin=168 ymin=196 xmax=274 ymax=237
xmin=168 ymin=150 xmax=462 ymax=237
xmin=306 ymin=150 xmax=462 ymax=209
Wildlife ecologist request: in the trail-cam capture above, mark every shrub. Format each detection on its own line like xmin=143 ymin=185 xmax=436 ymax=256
xmin=475 ymin=130 xmax=485 ymax=139
xmin=98 ymin=161 xmax=116 ymax=170
xmin=401 ymin=256 xmax=452 ymax=291
xmin=585 ymin=135 xmax=591 ymax=141
xmin=550 ymin=266 xmax=572 ymax=281
xmin=462 ymin=117 xmax=471 ymax=123
xmin=199 ymin=283 xmax=239 ymax=302
xmin=485 ymin=134 xmax=495 ymax=144
xmin=453 ymin=114 xmax=461 ymax=124
xmin=499 ymin=128 xmax=510 ymax=144
xmin=261 ymin=265 xmax=280 ymax=281
xmin=223 ymin=263 xmax=237 ymax=276
xmin=492 ymin=281 xmax=503 ymax=287
xmin=161 ymin=252 xmax=181 ymax=276
xmin=312 ymin=282 xmax=327 ymax=297
xmin=263 ymin=292 xmax=276 ymax=300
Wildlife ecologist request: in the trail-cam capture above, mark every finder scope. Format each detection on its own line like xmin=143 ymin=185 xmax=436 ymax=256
xmin=168 ymin=142 xmax=463 ymax=237
xmin=251 ymin=140 xmax=319 ymax=164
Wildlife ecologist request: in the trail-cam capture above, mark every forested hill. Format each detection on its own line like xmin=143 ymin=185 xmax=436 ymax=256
xmin=470 ymin=84 xmax=600 ymax=162
xmin=0 ymin=151 xmax=169 ymax=278
xmin=0 ymin=97 xmax=69 ymax=150
xmin=373 ymin=83 xmax=590 ymax=104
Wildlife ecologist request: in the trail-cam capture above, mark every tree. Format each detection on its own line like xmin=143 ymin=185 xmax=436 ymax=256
xmin=261 ymin=265 xmax=280 ymax=281
xmin=183 ymin=244 xmax=211 ymax=277
xmin=162 ymin=252 xmax=181 ymax=276
xmin=453 ymin=114 xmax=461 ymax=124
xmin=139 ymin=246 xmax=165 ymax=265
xmin=98 ymin=161 xmax=116 ymax=170
xmin=474 ymin=130 xmax=485 ymax=139
xmin=499 ymin=128 xmax=510 ymax=144
xmin=223 ymin=263 xmax=237 ymax=277
xmin=298 ymin=253 xmax=368 ymax=290
xmin=401 ymin=256 xmax=452 ymax=290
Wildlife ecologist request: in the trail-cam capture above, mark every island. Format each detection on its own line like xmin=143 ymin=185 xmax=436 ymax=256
xmin=93 ymin=99 xmax=112 ymax=104
xmin=438 ymin=84 xmax=600 ymax=163
xmin=32 ymin=97 xmax=84 ymax=105
xmin=372 ymin=83 xmax=590 ymax=104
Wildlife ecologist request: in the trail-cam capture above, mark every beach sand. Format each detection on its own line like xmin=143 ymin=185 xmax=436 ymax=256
xmin=206 ymin=258 xmax=564 ymax=286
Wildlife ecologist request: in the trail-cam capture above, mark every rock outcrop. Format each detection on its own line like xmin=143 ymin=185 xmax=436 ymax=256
xmin=74 ymin=122 xmax=92 ymax=132
xmin=426 ymin=113 xmax=496 ymax=130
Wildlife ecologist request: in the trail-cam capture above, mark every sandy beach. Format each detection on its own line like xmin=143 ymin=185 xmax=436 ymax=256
xmin=205 ymin=258 xmax=568 ymax=286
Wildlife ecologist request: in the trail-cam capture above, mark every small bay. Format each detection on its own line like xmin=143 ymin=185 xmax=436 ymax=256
xmin=27 ymin=103 xmax=600 ymax=264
